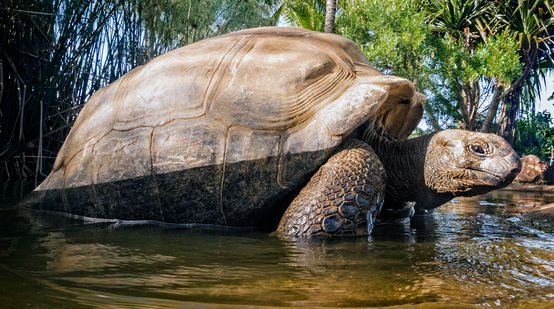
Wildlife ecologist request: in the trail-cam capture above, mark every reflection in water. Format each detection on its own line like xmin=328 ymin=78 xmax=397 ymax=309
xmin=0 ymin=187 xmax=553 ymax=308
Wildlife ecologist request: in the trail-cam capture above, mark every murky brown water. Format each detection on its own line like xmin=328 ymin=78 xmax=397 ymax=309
xmin=1 ymin=182 xmax=553 ymax=308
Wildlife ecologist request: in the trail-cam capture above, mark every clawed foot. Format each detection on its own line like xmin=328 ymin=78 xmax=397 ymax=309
xmin=277 ymin=141 xmax=386 ymax=237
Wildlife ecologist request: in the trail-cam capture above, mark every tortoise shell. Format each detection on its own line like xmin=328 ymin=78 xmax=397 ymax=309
xmin=32 ymin=27 xmax=423 ymax=227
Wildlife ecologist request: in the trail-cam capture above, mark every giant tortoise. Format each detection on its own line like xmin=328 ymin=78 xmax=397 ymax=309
xmin=27 ymin=27 xmax=521 ymax=236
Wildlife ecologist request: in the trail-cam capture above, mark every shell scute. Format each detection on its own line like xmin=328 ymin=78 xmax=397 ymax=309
xmin=152 ymin=118 xmax=227 ymax=175
xmin=33 ymin=27 xmax=426 ymax=227
xmin=205 ymin=35 xmax=356 ymax=131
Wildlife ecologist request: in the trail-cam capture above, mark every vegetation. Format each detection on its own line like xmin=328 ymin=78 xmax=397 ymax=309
xmin=283 ymin=0 xmax=554 ymax=160
xmin=280 ymin=0 xmax=327 ymax=31
xmin=337 ymin=0 xmax=440 ymax=128
xmin=0 ymin=0 xmax=280 ymax=180
xmin=1 ymin=0 xmax=553 ymax=180
xmin=513 ymin=110 xmax=554 ymax=161
xmin=1 ymin=0 xmax=133 ymax=181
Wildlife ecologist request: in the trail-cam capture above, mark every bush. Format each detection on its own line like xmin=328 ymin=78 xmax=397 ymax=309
xmin=513 ymin=111 xmax=554 ymax=162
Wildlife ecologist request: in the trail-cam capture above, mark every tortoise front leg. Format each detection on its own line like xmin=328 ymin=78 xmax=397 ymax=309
xmin=277 ymin=140 xmax=386 ymax=237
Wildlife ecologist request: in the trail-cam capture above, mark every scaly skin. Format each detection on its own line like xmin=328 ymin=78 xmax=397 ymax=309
xmin=277 ymin=140 xmax=386 ymax=237
xmin=278 ymin=128 xmax=521 ymax=237
xmin=368 ymin=128 xmax=522 ymax=216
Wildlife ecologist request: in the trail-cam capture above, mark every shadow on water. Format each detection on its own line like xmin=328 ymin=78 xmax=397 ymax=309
xmin=0 ymin=183 xmax=553 ymax=308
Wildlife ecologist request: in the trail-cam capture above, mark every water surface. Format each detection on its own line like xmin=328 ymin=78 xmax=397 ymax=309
xmin=1 ymin=182 xmax=553 ymax=308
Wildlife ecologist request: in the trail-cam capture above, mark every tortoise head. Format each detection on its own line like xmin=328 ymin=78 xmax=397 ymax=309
xmin=424 ymin=129 xmax=521 ymax=198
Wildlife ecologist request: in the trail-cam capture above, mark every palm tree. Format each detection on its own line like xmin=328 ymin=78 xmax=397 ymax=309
xmin=495 ymin=0 xmax=554 ymax=144
xmin=280 ymin=0 xmax=327 ymax=32
xmin=325 ymin=0 xmax=336 ymax=33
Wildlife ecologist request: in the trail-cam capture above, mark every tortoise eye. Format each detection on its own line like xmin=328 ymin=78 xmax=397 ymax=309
xmin=469 ymin=144 xmax=487 ymax=156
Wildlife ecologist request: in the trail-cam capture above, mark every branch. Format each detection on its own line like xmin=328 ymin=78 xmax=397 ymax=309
xmin=480 ymin=83 xmax=504 ymax=133
xmin=510 ymin=47 xmax=539 ymax=92
xmin=0 ymin=58 xmax=3 ymax=117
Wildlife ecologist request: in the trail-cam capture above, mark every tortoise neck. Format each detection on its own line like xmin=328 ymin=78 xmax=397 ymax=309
xmin=362 ymin=126 xmax=435 ymax=207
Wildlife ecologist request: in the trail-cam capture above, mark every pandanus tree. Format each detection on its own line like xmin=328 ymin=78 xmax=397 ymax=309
xmin=420 ymin=0 xmax=553 ymax=141
xmin=494 ymin=0 xmax=554 ymax=144
xmin=282 ymin=1 xmax=552 ymax=139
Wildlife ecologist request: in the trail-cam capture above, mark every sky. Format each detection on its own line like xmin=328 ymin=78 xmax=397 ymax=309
xmin=537 ymin=71 xmax=554 ymax=116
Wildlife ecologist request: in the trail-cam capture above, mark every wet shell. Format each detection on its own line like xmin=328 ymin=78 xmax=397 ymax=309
xmin=31 ymin=27 xmax=424 ymax=226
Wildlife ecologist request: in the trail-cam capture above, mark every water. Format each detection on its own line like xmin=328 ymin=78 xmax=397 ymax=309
xmin=1 ymin=182 xmax=553 ymax=308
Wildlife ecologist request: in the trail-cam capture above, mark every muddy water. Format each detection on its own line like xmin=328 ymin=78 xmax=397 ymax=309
xmin=0 ymin=182 xmax=553 ymax=308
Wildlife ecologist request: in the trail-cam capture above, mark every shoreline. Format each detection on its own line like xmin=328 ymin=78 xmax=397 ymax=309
xmin=502 ymin=183 xmax=554 ymax=222
xmin=501 ymin=183 xmax=554 ymax=193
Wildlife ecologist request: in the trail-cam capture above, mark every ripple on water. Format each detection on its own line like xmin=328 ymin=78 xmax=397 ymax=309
xmin=0 ymin=187 xmax=553 ymax=308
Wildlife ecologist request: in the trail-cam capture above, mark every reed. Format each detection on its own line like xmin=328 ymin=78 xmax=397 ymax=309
xmin=0 ymin=0 xmax=281 ymax=180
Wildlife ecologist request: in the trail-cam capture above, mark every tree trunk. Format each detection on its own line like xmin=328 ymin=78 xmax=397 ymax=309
xmin=459 ymin=83 xmax=470 ymax=130
xmin=480 ymin=83 xmax=504 ymax=133
xmin=459 ymin=81 xmax=479 ymax=131
xmin=497 ymin=90 xmax=519 ymax=145
xmin=496 ymin=48 xmax=538 ymax=144
xmin=468 ymin=80 xmax=479 ymax=131
xmin=324 ymin=0 xmax=336 ymax=33
xmin=424 ymin=104 xmax=442 ymax=131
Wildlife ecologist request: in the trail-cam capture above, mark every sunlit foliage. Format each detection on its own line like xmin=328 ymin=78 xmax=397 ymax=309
xmin=514 ymin=111 xmax=554 ymax=161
